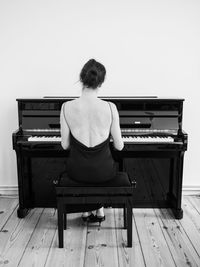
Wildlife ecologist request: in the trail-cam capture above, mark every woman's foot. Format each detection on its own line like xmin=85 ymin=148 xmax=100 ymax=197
xmin=95 ymin=207 xmax=105 ymax=226
xmin=81 ymin=212 xmax=95 ymax=222
xmin=81 ymin=208 xmax=106 ymax=225
xmin=96 ymin=207 xmax=104 ymax=217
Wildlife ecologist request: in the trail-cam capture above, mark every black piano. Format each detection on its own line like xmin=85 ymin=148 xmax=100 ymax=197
xmin=12 ymin=96 xmax=188 ymax=219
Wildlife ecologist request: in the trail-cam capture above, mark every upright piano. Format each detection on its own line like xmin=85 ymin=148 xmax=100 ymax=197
xmin=12 ymin=97 xmax=188 ymax=219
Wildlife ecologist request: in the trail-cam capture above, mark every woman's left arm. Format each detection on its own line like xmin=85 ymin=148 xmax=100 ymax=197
xmin=60 ymin=103 xmax=70 ymax=150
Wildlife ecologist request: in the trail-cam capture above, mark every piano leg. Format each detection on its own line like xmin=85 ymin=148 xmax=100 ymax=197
xmin=16 ymin=149 xmax=30 ymax=218
xmin=17 ymin=207 xmax=29 ymax=218
xmin=174 ymin=152 xmax=184 ymax=219
xmin=167 ymin=152 xmax=184 ymax=219
xmin=171 ymin=208 xmax=183 ymax=220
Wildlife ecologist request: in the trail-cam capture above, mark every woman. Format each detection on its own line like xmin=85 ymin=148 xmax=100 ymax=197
xmin=60 ymin=59 xmax=124 ymax=223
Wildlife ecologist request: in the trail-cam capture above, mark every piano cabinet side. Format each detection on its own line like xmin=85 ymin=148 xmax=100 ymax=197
xmin=174 ymin=151 xmax=185 ymax=219
xmin=14 ymin=146 xmax=30 ymax=218
xmin=121 ymin=151 xmax=185 ymax=220
xmin=167 ymin=151 xmax=185 ymax=219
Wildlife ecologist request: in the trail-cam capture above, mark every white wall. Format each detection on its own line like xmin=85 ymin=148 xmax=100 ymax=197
xmin=0 ymin=0 xmax=199 ymax=187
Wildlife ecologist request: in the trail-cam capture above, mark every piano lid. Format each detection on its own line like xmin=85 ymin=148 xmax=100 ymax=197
xmin=43 ymin=96 xmax=158 ymax=99
xmin=16 ymin=96 xmax=185 ymax=101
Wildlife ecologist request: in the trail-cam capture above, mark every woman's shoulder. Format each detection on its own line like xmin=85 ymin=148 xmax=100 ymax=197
xmin=62 ymin=99 xmax=78 ymax=108
xmin=64 ymin=99 xmax=77 ymax=104
xmin=99 ymin=100 xmax=119 ymax=120
xmin=100 ymin=100 xmax=117 ymax=111
xmin=100 ymin=99 xmax=116 ymax=108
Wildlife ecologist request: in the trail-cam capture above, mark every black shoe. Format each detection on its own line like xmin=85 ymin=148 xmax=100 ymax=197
xmin=94 ymin=215 xmax=106 ymax=226
xmin=81 ymin=213 xmax=95 ymax=222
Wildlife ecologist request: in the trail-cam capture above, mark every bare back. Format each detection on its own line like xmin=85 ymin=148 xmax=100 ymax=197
xmin=64 ymin=98 xmax=111 ymax=146
xmin=60 ymin=96 xmax=124 ymax=150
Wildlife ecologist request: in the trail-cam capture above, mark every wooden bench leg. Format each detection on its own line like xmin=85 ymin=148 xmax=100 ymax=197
xmin=127 ymin=204 xmax=132 ymax=247
xmin=123 ymin=205 xmax=127 ymax=229
xmin=58 ymin=201 xmax=64 ymax=248
xmin=64 ymin=212 xmax=67 ymax=230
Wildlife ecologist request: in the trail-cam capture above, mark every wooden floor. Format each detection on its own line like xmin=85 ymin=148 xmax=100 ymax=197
xmin=0 ymin=196 xmax=200 ymax=266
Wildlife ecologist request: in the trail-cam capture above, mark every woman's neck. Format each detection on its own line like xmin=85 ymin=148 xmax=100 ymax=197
xmin=81 ymin=88 xmax=98 ymax=100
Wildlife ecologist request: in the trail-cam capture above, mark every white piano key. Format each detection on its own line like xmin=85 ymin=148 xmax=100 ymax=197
xmin=28 ymin=135 xmax=174 ymax=143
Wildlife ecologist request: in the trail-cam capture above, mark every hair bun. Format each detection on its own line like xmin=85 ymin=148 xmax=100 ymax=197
xmin=89 ymin=70 xmax=98 ymax=76
xmin=84 ymin=69 xmax=98 ymax=86
xmin=80 ymin=59 xmax=106 ymax=89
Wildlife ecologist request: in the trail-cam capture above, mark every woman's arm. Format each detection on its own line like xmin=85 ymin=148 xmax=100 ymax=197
xmin=110 ymin=103 xmax=124 ymax=150
xmin=60 ymin=103 xmax=70 ymax=150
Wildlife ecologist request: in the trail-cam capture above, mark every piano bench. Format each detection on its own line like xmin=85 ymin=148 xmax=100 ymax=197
xmin=54 ymin=172 xmax=136 ymax=248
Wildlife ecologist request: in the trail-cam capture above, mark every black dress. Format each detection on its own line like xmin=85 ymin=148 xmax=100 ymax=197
xmin=64 ymin=102 xmax=117 ymax=184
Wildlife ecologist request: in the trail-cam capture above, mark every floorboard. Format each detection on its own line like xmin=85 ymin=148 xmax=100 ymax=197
xmin=0 ymin=207 xmax=42 ymax=266
xmin=18 ymin=208 xmax=57 ymax=267
xmin=44 ymin=212 xmax=87 ymax=267
xmin=134 ymin=208 xmax=176 ymax=267
xmin=114 ymin=208 xmax=145 ymax=267
xmin=84 ymin=208 xmax=118 ymax=267
xmin=0 ymin=196 xmax=18 ymax=230
xmin=181 ymin=197 xmax=200 ymax=257
xmin=154 ymin=208 xmax=200 ymax=267
xmin=0 ymin=196 xmax=200 ymax=266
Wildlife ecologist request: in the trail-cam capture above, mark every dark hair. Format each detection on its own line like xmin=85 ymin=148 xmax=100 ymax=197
xmin=80 ymin=59 xmax=106 ymax=89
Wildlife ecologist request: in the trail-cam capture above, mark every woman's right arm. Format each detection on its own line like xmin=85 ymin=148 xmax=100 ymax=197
xmin=110 ymin=103 xmax=124 ymax=150
xmin=60 ymin=103 xmax=70 ymax=150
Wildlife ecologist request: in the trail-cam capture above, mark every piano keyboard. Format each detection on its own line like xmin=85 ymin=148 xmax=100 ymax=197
xmin=28 ymin=136 xmax=61 ymax=142
xmin=122 ymin=136 xmax=174 ymax=143
xmin=28 ymin=135 xmax=174 ymax=143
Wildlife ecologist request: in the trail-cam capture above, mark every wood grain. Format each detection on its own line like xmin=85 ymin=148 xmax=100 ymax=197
xmin=0 ymin=196 xmax=200 ymax=266
xmin=0 ymin=196 xmax=18 ymax=230
xmin=45 ymin=212 xmax=87 ymax=267
xmin=114 ymin=208 xmax=145 ymax=267
xmin=18 ymin=208 xmax=57 ymax=267
xmin=84 ymin=208 xmax=118 ymax=267
xmin=134 ymin=208 xmax=176 ymax=267
xmin=0 ymin=207 xmax=42 ymax=266
xmin=155 ymin=208 xmax=200 ymax=267
xmin=181 ymin=197 xmax=200 ymax=257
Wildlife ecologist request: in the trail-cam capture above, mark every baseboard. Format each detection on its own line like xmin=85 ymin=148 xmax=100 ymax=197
xmin=182 ymin=186 xmax=200 ymax=195
xmin=0 ymin=185 xmax=200 ymax=196
xmin=0 ymin=186 xmax=18 ymax=196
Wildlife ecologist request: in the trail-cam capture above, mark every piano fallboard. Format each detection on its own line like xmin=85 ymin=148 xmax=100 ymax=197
xmin=17 ymin=97 xmax=184 ymax=132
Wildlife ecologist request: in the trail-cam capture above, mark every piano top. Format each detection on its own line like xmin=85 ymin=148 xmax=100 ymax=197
xmin=16 ymin=96 xmax=185 ymax=102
